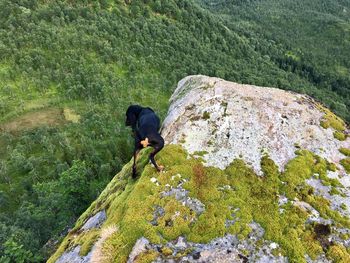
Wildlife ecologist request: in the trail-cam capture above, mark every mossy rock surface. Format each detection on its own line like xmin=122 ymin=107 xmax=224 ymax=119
xmin=49 ymin=145 xmax=350 ymax=263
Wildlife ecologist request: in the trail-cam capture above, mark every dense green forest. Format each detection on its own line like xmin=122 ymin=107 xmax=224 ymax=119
xmin=0 ymin=0 xmax=349 ymax=261
xmin=197 ymin=0 xmax=350 ymax=118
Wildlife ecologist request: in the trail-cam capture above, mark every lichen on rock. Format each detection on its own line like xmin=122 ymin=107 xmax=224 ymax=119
xmin=162 ymin=75 xmax=349 ymax=176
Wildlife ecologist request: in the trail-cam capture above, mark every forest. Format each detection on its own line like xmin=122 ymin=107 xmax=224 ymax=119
xmin=0 ymin=0 xmax=349 ymax=261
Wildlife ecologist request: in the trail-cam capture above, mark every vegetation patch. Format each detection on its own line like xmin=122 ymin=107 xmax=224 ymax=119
xmin=339 ymin=148 xmax=350 ymax=157
xmin=327 ymin=244 xmax=350 ymax=263
xmin=192 ymin=150 xmax=209 ymax=157
xmin=333 ymin=131 xmax=347 ymax=141
xmin=317 ymin=105 xmax=347 ymax=140
xmin=202 ymin=111 xmax=211 ymax=120
xmin=340 ymin=158 xmax=350 ymax=173
xmin=75 ymin=229 xmax=100 ymax=256
xmin=134 ymin=250 xmax=159 ymax=263
xmin=319 ymin=107 xmax=346 ymax=132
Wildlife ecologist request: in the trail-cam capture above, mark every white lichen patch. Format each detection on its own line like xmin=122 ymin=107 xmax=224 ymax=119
xmin=150 ymin=177 xmax=158 ymax=183
xmin=162 ymin=75 xmax=350 ymax=175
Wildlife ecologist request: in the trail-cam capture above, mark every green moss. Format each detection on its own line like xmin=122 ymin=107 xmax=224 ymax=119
xmin=327 ymin=244 xmax=350 ymax=263
xmin=339 ymin=147 xmax=350 ymax=156
xmin=134 ymin=250 xmax=159 ymax=263
xmin=320 ymin=121 xmax=328 ymax=129
xmin=155 ymin=198 xmax=194 ymax=241
xmin=301 ymin=230 xmax=323 ymax=259
xmin=224 ymin=155 xmax=312 ymax=263
xmin=184 ymin=164 xmax=225 ymax=203
xmin=327 ymin=162 xmax=337 ymax=172
xmin=319 ymin=173 xmax=342 ymax=188
xmin=340 ymin=233 xmax=350 ymax=240
xmin=280 ymin=150 xmax=322 ymax=199
xmin=49 ymin=227 xmax=100 ymax=260
xmin=306 ymin=195 xmax=350 ymax=228
xmin=179 ymin=138 xmax=186 ymax=144
xmin=47 ymin=235 xmax=73 ymax=263
xmin=318 ymin=105 xmax=347 ymax=141
xmin=192 ymin=150 xmax=208 ymax=157
xmin=340 ymin=158 xmax=350 ymax=173
xmin=188 ymin=202 xmax=230 ymax=243
xmin=330 ymin=187 xmax=341 ymax=196
xmin=174 ymin=248 xmax=194 ymax=258
xmin=339 ymin=148 xmax=350 ymax=157
xmin=340 ymin=203 xmax=347 ymax=210
xmin=96 ymin=145 xmax=196 ymax=262
xmin=202 ymin=111 xmax=210 ymax=120
xmin=75 ymin=229 xmax=100 ymax=256
xmin=334 ymin=131 xmax=347 ymax=141
xmin=271 ymin=247 xmax=282 ymax=257
xmin=318 ymin=105 xmax=346 ymax=132
xmin=161 ymin=247 xmax=173 ymax=256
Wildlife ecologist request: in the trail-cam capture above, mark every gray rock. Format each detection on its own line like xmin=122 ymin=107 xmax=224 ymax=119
xmin=151 ymin=205 xmax=166 ymax=226
xmin=248 ymin=222 xmax=265 ymax=240
xmin=81 ymin=210 xmax=106 ymax=231
xmin=56 ymin=246 xmax=92 ymax=263
xmin=127 ymin=237 xmax=150 ymax=263
xmin=162 ymin=75 xmax=350 ymax=175
xmin=130 ymin=232 xmax=288 ymax=263
xmin=174 ymin=236 xmax=187 ymax=249
xmin=161 ymin=184 xmax=205 ymax=215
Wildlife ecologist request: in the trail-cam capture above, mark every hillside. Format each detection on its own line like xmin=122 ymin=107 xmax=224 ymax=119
xmin=50 ymin=76 xmax=350 ymax=263
xmin=0 ymin=0 xmax=349 ymax=261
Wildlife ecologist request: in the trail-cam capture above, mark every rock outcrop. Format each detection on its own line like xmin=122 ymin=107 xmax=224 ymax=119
xmin=49 ymin=76 xmax=350 ymax=263
xmin=162 ymin=76 xmax=349 ymax=176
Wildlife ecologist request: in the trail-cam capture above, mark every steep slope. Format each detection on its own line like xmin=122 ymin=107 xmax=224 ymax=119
xmin=49 ymin=76 xmax=350 ymax=263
